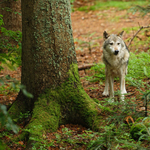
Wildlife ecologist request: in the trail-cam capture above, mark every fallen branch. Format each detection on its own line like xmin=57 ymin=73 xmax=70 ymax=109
xmin=78 ymin=64 xmax=94 ymax=71
xmin=127 ymin=25 xmax=150 ymax=48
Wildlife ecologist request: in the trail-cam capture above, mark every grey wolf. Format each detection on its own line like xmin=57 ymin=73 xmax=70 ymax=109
xmin=102 ymin=31 xmax=129 ymax=101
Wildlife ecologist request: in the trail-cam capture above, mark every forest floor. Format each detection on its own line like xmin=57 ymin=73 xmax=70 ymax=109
xmin=72 ymin=7 xmax=149 ymax=102
xmin=0 ymin=1 xmax=150 ymax=150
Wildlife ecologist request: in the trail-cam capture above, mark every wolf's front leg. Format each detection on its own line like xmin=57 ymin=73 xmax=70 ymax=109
xmin=102 ymin=72 xmax=109 ymax=96
xmin=109 ymin=75 xmax=114 ymax=99
xmin=120 ymin=73 xmax=127 ymax=101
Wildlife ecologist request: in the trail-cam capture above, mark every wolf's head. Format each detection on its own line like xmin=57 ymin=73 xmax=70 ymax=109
xmin=103 ymin=31 xmax=125 ymax=55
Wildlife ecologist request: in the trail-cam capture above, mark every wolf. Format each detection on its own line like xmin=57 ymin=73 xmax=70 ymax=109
xmin=102 ymin=31 xmax=129 ymax=101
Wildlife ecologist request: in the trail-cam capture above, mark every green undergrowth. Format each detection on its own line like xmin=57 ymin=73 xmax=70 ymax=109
xmin=2 ymin=97 xmax=150 ymax=149
xmin=126 ymin=51 xmax=150 ymax=81
xmin=129 ymin=4 xmax=150 ymax=16
xmin=53 ymin=127 xmax=102 ymax=149
xmin=0 ymin=15 xmax=22 ymax=71
xmin=77 ymin=0 xmax=148 ymax=12
xmin=83 ymin=41 xmax=150 ymax=149
xmin=87 ymin=51 xmax=150 ymax=83
xmin=0 ymin=104 xmax=19 ymax=149
xmin=123 ymin=26 xmax=150 ymax=51
xmin=0 ymin=14 xmax=24 ymax=99
xmin=85 ymin=96 xmax=150 ymax=149
xmin=130 ymin=117 xmax=150 ymax=141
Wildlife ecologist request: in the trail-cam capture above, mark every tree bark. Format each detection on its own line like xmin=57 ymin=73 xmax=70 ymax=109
xmin=8 ymin=0 xmax=101 ymax=147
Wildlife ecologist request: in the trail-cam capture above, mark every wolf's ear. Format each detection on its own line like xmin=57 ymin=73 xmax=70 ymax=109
xmin=103 ymin=31 xmax=109 ymax=40
xmin=117 ymin=31 xmax=124 ymax=37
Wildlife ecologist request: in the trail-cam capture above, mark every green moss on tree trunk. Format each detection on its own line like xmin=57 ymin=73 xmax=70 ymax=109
xmin=28 ymin=63 xmax=101 ymax=134
xmin=9 ymin=63 xmax=101 ymax=141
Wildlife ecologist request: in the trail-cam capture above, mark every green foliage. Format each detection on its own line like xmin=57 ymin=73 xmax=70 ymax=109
xmin=122 ymin=26 xmax=139 ymax=34
xmin=0 ymin=14 xmax=4 ymax=26
xmin=86 ymin=51 xmax=150 ymax=84
xmin=85 ymin=63 xmax=105 ymax=83
xmin=70 ymin=0 xmax=75 ymax=12
xmin=23 ymin=125 xmax=54 ymax=150
xmin=0 ymin=15 xmax=33 ymax=98
xmin=54 ymin=127 xmax=100 ymax=148
xmin=0 ymin=75 xmax=33 ymax=98
xmin=0 ymin=14 xmax=33 ymax=149
xmin=13 ymin=111 xmax=31 ymax=124
xmin=18 ymin=111 xmax=30 ymax=121
xmin=0 ymin=14 xmax=21 ymax=94
xmin=123 ymin=27 xmax=150 ymax=51
xmin=87 ymin=98 xmax=150 ymax=149
xmin=87 ymin=123 xmax=140 ymax=150
xmin=0 ymin=18 xmax=22 ymax=71
xmin=130 ymin=117 xmax=150 ymax=141
xmin=20 ymin=85 xmax=34 ymax=98
xmin=0 ymin=140 xmax=10 ymax=150
xmin=77 ymin=0 xmax=148 ymax=12
xmin=127 ymin=52 xmax=150 ymax=80
xmin=83 ymin=50 xmax=150 ymax=149
xmin=0 ymin=104 xmax=19 ymax=134
xmin=0 ymin=75 xmax=20 ymax=95
xmin=129 ymin=4 xmax=150 ymax=16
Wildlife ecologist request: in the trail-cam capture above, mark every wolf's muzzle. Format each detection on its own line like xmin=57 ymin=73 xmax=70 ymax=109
xmin=114 ymin=50 xmax=119 ymax=55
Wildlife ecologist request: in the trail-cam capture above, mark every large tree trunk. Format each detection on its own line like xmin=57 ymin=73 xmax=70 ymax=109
xmin=0 ymin=0 xmax=21 ymax=31
xmin=8 ymin=0 xmax=101 ymax=147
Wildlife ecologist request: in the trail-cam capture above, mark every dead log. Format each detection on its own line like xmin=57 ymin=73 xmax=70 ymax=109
xmin=78 ymin=64 xmax=94 ymax=71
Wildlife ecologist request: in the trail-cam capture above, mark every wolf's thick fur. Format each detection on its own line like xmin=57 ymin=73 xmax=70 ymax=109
xmin=102 ymin=31 xmax=129 ymax=101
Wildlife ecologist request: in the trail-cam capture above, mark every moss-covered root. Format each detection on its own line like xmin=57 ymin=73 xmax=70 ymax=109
xmin=27 ymin=96 xmax=61 ymax=135
xmin=24 ymin=96 xmax=61 ymax=149
xmin=28 ymin=63 xmax=101 ymax=132
xmin=61 ymin=63 xmax=101 ymax=130
xmin=33 ymin=63 xmax=102 ymax=131
xmin=25 ymin=92 xmax=101 ymax=149
xmin=15 ymin=63 xmax=102 ymax=149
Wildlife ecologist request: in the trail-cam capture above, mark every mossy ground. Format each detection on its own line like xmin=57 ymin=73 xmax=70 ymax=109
xmin=130 ymin=117 xmax=150 ymax=140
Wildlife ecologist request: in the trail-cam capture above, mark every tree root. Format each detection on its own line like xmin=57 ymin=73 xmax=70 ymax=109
xmin=8 ymin=64 xmax=102 ymax=149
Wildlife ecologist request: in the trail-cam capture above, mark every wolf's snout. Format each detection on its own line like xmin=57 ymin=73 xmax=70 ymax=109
xmin=114 ymin=50 xmax=119 ymax=55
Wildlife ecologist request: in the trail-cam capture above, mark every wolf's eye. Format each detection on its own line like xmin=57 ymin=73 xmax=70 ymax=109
xmin=109 ymin=43 xmax=113 ymax=45
xmin=117 ymin=43 xmax=120 ymax=45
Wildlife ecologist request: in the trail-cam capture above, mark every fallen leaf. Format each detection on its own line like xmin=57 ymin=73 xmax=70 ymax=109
xmin=18 ymin=141 xmax=24 ymax=145
xmin=125 ymin=116 xmax=134 ymax=125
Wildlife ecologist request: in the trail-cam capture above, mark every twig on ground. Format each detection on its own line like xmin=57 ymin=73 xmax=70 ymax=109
xmin=127 ymin=25 xmax=150 ymax=48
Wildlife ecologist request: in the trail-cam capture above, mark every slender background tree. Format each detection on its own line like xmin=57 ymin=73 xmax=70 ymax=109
xmin=0 ymin=0 xmax=21 ymax=31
